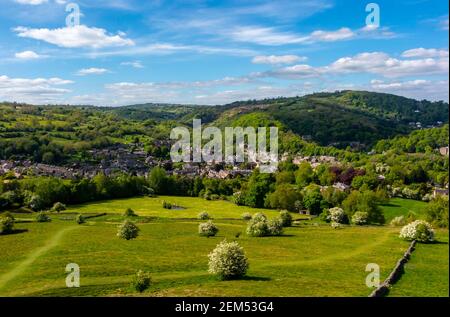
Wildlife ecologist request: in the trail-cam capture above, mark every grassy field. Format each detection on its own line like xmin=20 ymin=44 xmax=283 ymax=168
xmin=64 ymin=196 xmax=286 ymax=219
xmin=380 ymin=198 xmax=428 ymax=222
xmin=0 ymin=196 xmax=448 ymax=297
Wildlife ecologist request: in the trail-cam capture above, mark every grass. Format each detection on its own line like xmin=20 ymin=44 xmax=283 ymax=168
xmin=0 ymin=196 xmax=447 ymax=297
xmin=388 ymin=234 xmax=449 ymax=297
xmin=380 ymin=198 xmax=428 ymax=222
xmin=65 ymin=196 xmax=288 ymax=220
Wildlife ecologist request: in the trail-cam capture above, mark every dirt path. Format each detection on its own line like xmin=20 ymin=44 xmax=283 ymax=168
xmin=0 ymin=226 xmax=78 ymax=291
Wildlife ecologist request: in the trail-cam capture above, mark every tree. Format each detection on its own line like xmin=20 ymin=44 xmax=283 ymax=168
xmin=148 ymin=167 xmax=168 ymax=194
xmin=244 ymin=170 xmax=274 ymax=208
xmin=425 ymin=196 xmax=449 ymax=228
xmin=302 ymin=185 xmax=323 ymax=215
xmin=295 ymin=162 xmax=314 ymax=187
xmin=265 ymin=184 xmax=302 ymax=211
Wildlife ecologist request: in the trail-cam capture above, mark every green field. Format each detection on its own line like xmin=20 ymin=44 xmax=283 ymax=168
xmin=64 ymin=196 xmax=286 ymax=219
xmin=0 ymin=197 xmax=448 ymax=297
xmin=380 ymin=198 xmax=428 ymax=222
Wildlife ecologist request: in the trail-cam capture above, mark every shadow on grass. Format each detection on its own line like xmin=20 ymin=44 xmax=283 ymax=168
xmin=381 ymin=203 xmax=400 ymax=207
xmin=1 ymin=229 xmax=29 ymax=235
xmin=239 ymin=276 xmax=271 ymax=281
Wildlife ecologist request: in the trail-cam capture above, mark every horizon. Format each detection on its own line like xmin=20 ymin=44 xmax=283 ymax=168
xmin=0 ymin=0 xmax=448 ymax=106
xmin=1 ymin=89 xmax=449 ymax=108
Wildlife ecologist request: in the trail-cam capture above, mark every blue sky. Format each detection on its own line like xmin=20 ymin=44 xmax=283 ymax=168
xmin=0 ymin=0 xmax=448 ymax=106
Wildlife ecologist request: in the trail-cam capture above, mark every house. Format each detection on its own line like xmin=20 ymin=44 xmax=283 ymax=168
xmin=433 ymin=188 xmax=449 ymax=198
xmin=333 ymin=182 xmax=350 ymax=191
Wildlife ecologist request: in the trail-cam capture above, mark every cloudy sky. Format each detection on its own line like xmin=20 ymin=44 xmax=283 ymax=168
xmin=0 ymin=0 xmax=448 ymax=106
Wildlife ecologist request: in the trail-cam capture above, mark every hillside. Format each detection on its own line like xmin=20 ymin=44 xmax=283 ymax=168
xmin=208 ymin=91 xmax=449 ymax=148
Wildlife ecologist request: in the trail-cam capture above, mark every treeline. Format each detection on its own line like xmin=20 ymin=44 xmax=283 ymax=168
xmin=374 ymin=124 xmax=449 ymax=154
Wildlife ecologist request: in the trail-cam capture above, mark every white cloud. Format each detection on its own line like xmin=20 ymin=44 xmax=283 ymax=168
xmin=402 ymin=48 xmax=449 ymax=58
xmin=369 ymin=79 xmax=449 ymax=101
xmin=0 ymin=75 xmax=73 ymax=104
xmin=120 ymin=61 xmax=144 ymax=68
xmin=252 ymin=55 xmax=307 ymax=65
xmin=14 ymin=50 xmax=42 ymax=60
xmin=309 ymin=27 xmax=354 ymax=42
xmin=325 ymin=52 xmax=448 ymax=77
xmin=14 ymin=25 xmax=134 ymax=49
xmin=77 ymin=68 xmax=109 ymax=76
xmin=227 ymin=26 xmax=356 ymax=46
xmin=14 ymin=0 xmax=48 ymax=5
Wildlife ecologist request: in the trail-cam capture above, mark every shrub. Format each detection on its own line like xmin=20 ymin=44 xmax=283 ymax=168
xmin=246 ymin=213 xmax=269 ymax=237
xmin=199 ymin=221 xmax=219 ymax=237
xmin=36 ymin=212 xmax=51 ymax=223
xmin=241 ymin=212 xmax=252 ymax=220
xmin=117 ymin=220 xmax=140 ymax=240
xmin=0 ymin=215 xmax=15 ymax=234
xmin=24 ymin=192 xmax=45 ymax=211
xmin=352 ymin=211 xmax=369 ymax=225
xmin=131 ymin=270 xmax=152 ymax=292
xmin=162 ymin=201 xmax=172 ymax=209
xmin=267 ymin=218 xmax=284 ymax=236
xmin=425 ymin=196 xmax=449 ymax=228
xmin=329 ymin=207 xmax=345 ymax=224
xmin=390 ymin=216 xmax=407 ymax=227
xmin=208 ymin=240 xmax=249 ymax=279
xmin=279 ymin=211 xmax=293 ymax=227
xmin=52 ymin=202 xmax=66 ymax=212
xmin=124 ymin=208 xmax=136 ymax=217
xmin=399 ymin=220 xmax=435 ymax=243
xmin=319 ymin=209 xmax=330 ymax=222
xmin=246 ymin=213 xmax=284 ymax=236
xmin=331 ymin=222 xmax=343 ymax=229
xmin=76 ymin=214 xmax=86 ymax=225
xmin=198 ymin=211 xmax=210 ymax=220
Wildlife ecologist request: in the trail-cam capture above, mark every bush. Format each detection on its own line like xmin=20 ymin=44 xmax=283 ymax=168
xmin=0 ymin=215 xmax=15 ymax=234
xmin=241 ymin=212 xmax=252 ymax=220
xmin=425 ymin=196 xmax=449 ymax=228
xmin=124 ymin=208 xmax=136 ymax=217
xmin=390 ymin=216 xmax=407 ymax=227
xmin=52 ymin=202 xmax=66 ymax=212
xmin=117 ymin=220 xmax=140 ymax=240
xmin=198 ymin=221 xmax=219 ymax=237
xmin=208 ymin=240 xmax=249 ymax=279
xmin=246 ymin=213 xmax=269 ymax=237
xmin=76 ymin=214 xmax=86 ymax=224
xmin=331 ymin=222 xmax=344 ymax=229
xmin=329 ymin=207 xmax=345 ymax=224
xmin=352 ymin=211 xmax=369 ymax=225
xmin=279 ymin=211 xmax=293 ymax=227
xmin=198 ymin=211 xmax=210 ymax=220
xmin=131 ymin=270 xmax=152 ymax=292
xmin=319 ymin=209 xmax=330 ymax=222
xmin=24 ymin=192 xmax=45 ymax=211
xmin=246 ymin=213 xmax=283 ymax=236
xmin=399 ymin=220 xmax=435 ymax=243
xmin=36 ymin=212 xmax=51 ymax=223
xmin=162 ymin=201 xmax=172 ymax=209
xmin=267 ymin=218 xmax=284 ymax=236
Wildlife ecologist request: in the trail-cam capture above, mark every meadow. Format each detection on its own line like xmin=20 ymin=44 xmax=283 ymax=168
xmin=0 ymin=196 xmax=448 ymax=297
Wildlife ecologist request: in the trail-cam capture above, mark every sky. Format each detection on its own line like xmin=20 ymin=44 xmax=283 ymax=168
xmin=0 ymin=0 xmax=448 ymax=106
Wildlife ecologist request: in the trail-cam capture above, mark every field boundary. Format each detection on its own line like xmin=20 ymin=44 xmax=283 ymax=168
xmin=369 ymin=240 xmax=417 ymax=297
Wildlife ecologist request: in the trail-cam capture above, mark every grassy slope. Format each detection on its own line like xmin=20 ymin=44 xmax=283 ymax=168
xmin=380 ymin=198 xmax=428 ymax=222
xmin=0 ymin=197 xmax=446 ymax=297
xmin=388 ymin=232 xmax=449 ymax=297
xmin=0 ymin=219 xmax=412 ymax=297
